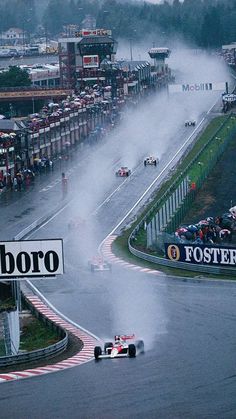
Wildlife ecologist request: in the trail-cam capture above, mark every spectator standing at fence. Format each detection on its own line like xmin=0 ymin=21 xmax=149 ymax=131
xmin=61 ymin=172 xmax=68 ymax=197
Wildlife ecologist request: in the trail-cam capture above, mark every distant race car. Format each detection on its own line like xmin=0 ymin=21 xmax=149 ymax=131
xmin=185 ymin=120 xmax=196 ymax=127
xmin=88 ymin=256 xmax=112 ymax=272
xmin=116 ymin=166 xmax=131 ymax=177
xmin=94 ymin=334 xmax=144 ymax=360
xmin=144 ymin=156 xmax=159 ymax=166
xmin=68 ymin=217 xmax=86 ymax=230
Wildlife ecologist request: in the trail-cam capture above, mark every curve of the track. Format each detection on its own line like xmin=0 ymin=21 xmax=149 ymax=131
xmin=1 ymin=92 xmax=236 ymax=419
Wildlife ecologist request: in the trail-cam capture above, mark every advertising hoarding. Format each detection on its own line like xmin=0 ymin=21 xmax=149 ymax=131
xmin=83 ymin=55 xmax=99 ymax=68
xmin=76 ymin=29 xmax=112 ymax=37
xmin=165 ymin=243 xmax=236 ymax=267
xmin=168 ymin=82 xmax=227 ymax=94
xmin=0 ymin=239 xmax=64 ymax=280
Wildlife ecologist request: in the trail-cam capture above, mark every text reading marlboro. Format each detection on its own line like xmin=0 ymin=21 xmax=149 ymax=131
xmin=0 ymin=239 xmax=64 ymax=279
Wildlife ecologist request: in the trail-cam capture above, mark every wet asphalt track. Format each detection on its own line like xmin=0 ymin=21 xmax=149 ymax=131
xmin=0 ymin=100 xmax=236 ymax=418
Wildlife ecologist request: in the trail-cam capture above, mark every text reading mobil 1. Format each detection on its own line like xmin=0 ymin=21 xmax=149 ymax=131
xmin=0 ymin=239 xmax=64 ymax=279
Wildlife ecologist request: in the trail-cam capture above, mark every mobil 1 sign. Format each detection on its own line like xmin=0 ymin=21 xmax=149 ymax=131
xmin=0 ymin=239 xmax=64 ymax=280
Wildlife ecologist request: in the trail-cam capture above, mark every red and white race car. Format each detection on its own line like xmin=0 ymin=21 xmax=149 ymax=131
xmin=88 ymin=256 xmax=112 ymax=272
xmin=94 ymin=334 xmax=144 ymax=360
xmin=68 ymin=216 xmax=86 ymax=230
xmin=116 ymin=167 xmax=131 ymax=177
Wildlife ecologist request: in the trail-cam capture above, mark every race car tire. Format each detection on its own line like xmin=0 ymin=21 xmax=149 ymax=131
xmin=144 ymin=161 xmax=147 ymax=166
xmin=94 ymin=346 xmax=102 ymax=360
xmin=154 ymin=161 xmax=157 ymax=166
xmin=136 ymin=340 xmax=145 ymax=353
xmin=104 ymin=342 xmax=113 ymax=354
xmin=128 ymin=344 xmax=136 ymax=358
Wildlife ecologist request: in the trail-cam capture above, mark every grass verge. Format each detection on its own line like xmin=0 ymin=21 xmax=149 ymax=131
xmin=112 ymin=113 xmax=236 ymax=279
xmin=19 ymin=316 xmax=60 ymax=352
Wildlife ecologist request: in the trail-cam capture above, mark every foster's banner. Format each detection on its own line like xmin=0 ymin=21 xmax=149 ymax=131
xmin=165 ymin=243 xmax=236 ymax=267
xmin=0 ymin=239 xmax=64 ymax=280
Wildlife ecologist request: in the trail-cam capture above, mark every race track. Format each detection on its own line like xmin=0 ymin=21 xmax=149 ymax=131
xmin=0 ymin=85 xmax=236 ymax=418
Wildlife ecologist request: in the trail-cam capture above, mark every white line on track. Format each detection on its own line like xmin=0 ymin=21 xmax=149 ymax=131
xmin=26 ymin=281 xmax=101 ymax=342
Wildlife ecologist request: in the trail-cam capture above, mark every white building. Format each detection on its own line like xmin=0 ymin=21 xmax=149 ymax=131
xmin=1 ymin=28 xmax=24 ymax=45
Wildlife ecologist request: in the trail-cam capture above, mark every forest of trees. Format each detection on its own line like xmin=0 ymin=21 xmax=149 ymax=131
xmin=0 ymin=0 xmax=236 ymax=48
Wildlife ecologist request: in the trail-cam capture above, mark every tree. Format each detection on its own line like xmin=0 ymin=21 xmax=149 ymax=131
xmin=0 ymin=66 xmax=31 ymax=88
xmin=199 ymin=7 xmax=223 ymax=47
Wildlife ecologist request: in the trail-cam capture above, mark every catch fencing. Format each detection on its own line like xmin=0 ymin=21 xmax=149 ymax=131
xmin=143 ymin=113 xmax=236 ymax=249
xmin=128 ymin=113 xmax=236 ymax=275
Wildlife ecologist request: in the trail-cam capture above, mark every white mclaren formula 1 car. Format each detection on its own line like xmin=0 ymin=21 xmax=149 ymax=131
xmin=94 ymin=334 xmax=144 ymax=360
xmin=144 ymin=156 xmax=159 ymax=166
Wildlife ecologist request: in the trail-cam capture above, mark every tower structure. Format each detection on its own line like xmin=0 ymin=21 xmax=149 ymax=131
xmin=148 ymin=47 xmax=170 ymax=76
xmin=58 ymin=29 xmax=118 ymax=89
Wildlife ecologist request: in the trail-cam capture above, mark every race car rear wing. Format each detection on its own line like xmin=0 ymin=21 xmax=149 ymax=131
xmin=120 ymin=334 xmax=135 ymax=340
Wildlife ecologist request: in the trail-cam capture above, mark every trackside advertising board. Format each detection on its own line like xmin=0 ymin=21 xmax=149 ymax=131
xmin=168 ymin=82 xmax=227 ymax=94
xmin=0 ymin=239 xmax=64 ymax=280
xmin=83 ymin=55 xmax=99 ymax=68
xmin=165 ymin=243 xmax=236 ymax=267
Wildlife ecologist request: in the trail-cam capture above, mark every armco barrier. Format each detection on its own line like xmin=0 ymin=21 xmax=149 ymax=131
xmin=0 ymin=199 xmax=71 ymax=367
xmin=128 ymin=237 xmax=236 ymax=277
xmin=0 ymin=293 xmax=68 ymax=368
xmin=127 ymin=114 xmax=236 ymax=277
xmin=0 ymin=332 xmax=68 ymax=368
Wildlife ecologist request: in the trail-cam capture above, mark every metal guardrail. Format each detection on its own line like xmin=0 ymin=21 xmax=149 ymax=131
xmin=128 ymin=113 xmax=236 ymax=277
xmin=0 ymin=333 xmax=68 ymax=368
xmin=128 ymin=239 xmax=236 ymax=277
xmin=0 ymin=199 xmax=72 ymax=367
xmin=0 ymin=294 xmax=68 ymax=368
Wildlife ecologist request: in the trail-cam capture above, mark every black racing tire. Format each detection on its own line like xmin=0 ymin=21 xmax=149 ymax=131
xmin=94 ymin=346 xmax=102 ymax=360
xmin=144 ymin=160 xmax=147 ymax=166
xmin=128 ymin=343 xmax=136 ymax=358
xmin=136 ymin=340 xmax=145 ymax=353
xmin=154 ymin=160 xmax=157 ymax=166
xmin=104 ymin=342 xmax=113 ymax=354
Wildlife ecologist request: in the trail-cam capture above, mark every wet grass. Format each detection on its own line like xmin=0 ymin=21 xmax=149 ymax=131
xmin=20 ymin=317 xmax=60 ymax=352
xmin=112 ymin=114 xmax=236 ymax=279
xmin=0 ymin=340 xmax=5 ymax=356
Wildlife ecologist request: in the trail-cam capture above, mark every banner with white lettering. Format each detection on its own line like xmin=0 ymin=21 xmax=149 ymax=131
xmin=165 ymin=243 xmax=236 ymax=267
xmin=0 ymin=239 xmax=64 ymax=280
xmin=168 ymin=82 xmax=227 ymax=94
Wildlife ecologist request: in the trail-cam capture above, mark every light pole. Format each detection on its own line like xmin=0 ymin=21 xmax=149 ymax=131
xmin=129 ymin=38 xmax=133 ymax=61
